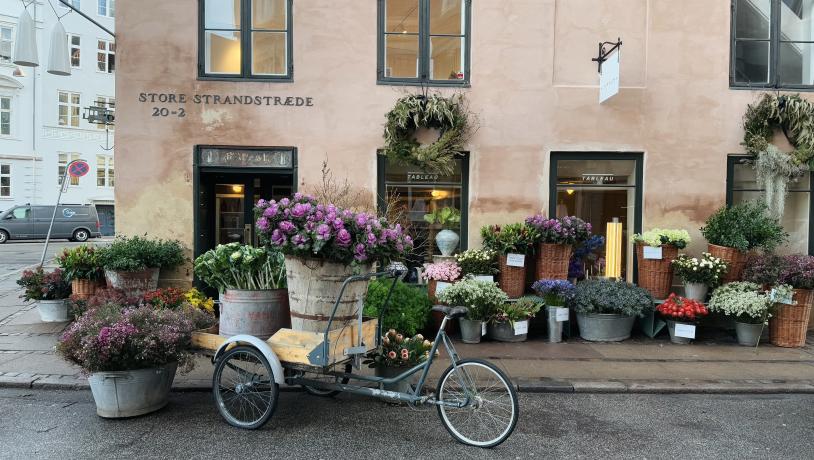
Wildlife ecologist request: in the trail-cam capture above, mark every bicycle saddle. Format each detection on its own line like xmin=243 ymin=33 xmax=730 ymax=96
xmin=432 ymin=305 xmax=469 ymax=319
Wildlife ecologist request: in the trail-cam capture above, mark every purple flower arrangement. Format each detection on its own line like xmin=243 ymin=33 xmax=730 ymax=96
xmin=779 ymin=255 xmax=814 ymax=290
xmin=525 ymin=215 xmax=592 ymax=245
xmin=569 ymin=235 xmax=605 ymax=280
xmin=532 ymin=279 xmax=576 ymax=306
xmin=255 ymin=193 xmax=413 ymax=265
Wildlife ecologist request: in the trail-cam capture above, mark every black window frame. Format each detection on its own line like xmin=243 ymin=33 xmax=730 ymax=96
xmin=726 ymin=154 xmax=814 ymax=255
xmin=198 ymin=0 xmax=294 ymax=82
xmin=377 ymin=0 xmax=472 ymax=87
xmin=730 ymin=0 xmax=814 ymax=90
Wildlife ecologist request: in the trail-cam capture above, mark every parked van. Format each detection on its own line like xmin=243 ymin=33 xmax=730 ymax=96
xmin=0 ymin=204 xmax=102 ymax=243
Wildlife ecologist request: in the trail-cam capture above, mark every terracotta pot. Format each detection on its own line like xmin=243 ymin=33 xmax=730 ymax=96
xmin=535 ymin=243 xmax=572 ymax=281
xmin=707 ymin=244 xmax=747 ymax=283
xmin=635 ymin=244 xmax=678 ymax=299
xmin=498 ymin=255 xmax=527 ymax=299
xmin=71 ymin=278 xmax=98 ymax=300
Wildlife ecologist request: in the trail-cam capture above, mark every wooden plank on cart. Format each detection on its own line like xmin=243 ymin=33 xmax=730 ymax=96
xmin=268 ymin=318 xmax=378 ymax=367
xmin=192 ymin=324 xmax=226 ymax=351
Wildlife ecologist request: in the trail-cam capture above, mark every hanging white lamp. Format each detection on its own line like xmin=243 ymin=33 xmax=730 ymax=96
xmin=47 ymin=21 xmax=71 ymax=76
xmin=13 ymin=7 xmax=39 ymax=67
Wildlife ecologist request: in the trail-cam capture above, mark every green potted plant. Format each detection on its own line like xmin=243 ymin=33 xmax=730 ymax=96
xmin=56 ymin=245 xmax=103 ymax=300
xmin=364 ymin=329 xmax=435 ymax=396
xmin=17 ymin=267 xmax=72 ymax=322
xmin=481 ymin=223 xmax=534 ymax=299
xmin=631 ymin=228 xmax=691 ymax=299
xmin=423 ymin=206 xmax=462 ymax=256
xmin=708 ymin=281 xmax=784 ymax=347
xmin=56 ymin=303 xmax=214 ymax=418
xmin=193 ymin=243 xmax=287 ymax=339
xmin=672 ymin=252 xmax=728 ymax=301
xmin=437 ymin=278 xmax=509 ymax=343
xmin=97 ymin=235 xmax=186 ymax=295
xmin=488 ymin=298 xmax=542 ymax=342
xmin=571 ymin=279 xmax=654 ymax=342
xmin=454 ymin=248 xmax=498 ymax=281
xmin=700 ymin=201 xmax=787 ymax=283
xmin=364 ymin=279 xmax=431 ymax=336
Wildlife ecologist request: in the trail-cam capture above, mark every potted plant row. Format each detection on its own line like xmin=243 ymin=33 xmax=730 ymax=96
xmin=571 ymin=278 xmax=653 ymax=342
xmin=194 ymin=243 xmax=289 ymax=339
xmin=631 ymin=228 xmax=691 ymax=299
xmin=17 ymin=267 xmax=71 ymax=322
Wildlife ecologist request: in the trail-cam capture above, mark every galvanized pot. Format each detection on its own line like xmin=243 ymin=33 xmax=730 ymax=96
xmin=88 ymin=362 xmax=177 ymax=418
xmin=683 ymin=282 xmax=709 ymax=302
xmin=666 ymin=320 xmax=693 ymax=344
xmin=487 ymin=320 xmax=528 ymax=342
xmin=576 ymin=313 xmax=635 ymax=342
xmin=546 ymin=306 xmax=564 ymax=343
xmin=458 ymin=318 xmax=483 ymax=344
xmin=219 ymin=289 xmax=289 ymax=339
xmin=735 ymin=321 xmax=764 ymax=346
xmin=37 ymin=299 xmax=68 ymax=322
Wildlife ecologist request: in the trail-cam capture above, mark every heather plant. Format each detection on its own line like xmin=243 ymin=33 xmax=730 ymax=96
xmin=531 ymin=279 xmax=576 ymax=306
xmin=255 ymin=193 xmax=413 ymax=265
xmin=631 ymin=228 xmax=691 ymax=249
xmin=436 ymin=278 xmax=509 ymax=321
xmin=525 ymin=215 xmax=592 ymax=245
xmin=779 ymin=255 xmax=814 ymax=289
xmin=454 ymin=248 xmax=498 ymax=276
xmin=422 ymin=261 xmax=461 ymax=282
xmin=17 ymin=268 xmax=71 ymax=301
xmin=742 ymin=253 xmax=788 ymax=286
xmin=571 ymin=279 xmax=653 ymax=317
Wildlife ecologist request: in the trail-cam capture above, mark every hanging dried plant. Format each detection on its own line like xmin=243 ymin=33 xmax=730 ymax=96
xmin=754 ymin=145 xmax=807 ymax=218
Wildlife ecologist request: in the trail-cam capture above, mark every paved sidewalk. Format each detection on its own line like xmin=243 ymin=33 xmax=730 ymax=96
xmin=1 ymin=274 xmax=813 ymax=393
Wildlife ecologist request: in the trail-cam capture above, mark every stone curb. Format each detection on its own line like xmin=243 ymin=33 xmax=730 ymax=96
xmin=4 ymin=374 xmax=814 ymax=394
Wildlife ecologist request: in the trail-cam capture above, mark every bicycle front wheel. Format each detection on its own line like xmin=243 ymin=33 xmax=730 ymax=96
xmin=436 ymin=359 xmax=518 ymax=448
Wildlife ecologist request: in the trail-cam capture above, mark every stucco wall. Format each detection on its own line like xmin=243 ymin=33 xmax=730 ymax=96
xmin=115 ymin=0 xmax=808 ymax=280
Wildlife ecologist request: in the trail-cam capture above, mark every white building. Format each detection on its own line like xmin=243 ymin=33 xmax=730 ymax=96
xmin=0 ymin=0 xmax=115 ymax=235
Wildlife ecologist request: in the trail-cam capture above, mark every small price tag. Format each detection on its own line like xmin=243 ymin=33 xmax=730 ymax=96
xmin=481 ymin=322 xmax=487 ymax=336
xmin=674 ymin=323 xmax=696 ymax=339
xmin=506 ymin=253 xmax=525 ymax=267
xmin=769 ymin=288 xmax=794 ymax=305
xmin=643 ymin=246 xmax=663 ymax=260
xmin=555 ymin=307 xmax=570 ymax=322
xmin=474 ymin=275 xmax=494 ymax=283
xmin=435 ymin=281 xmax=451 ymax=295
xmin=513 ymin=320 xmax=529 ymax=335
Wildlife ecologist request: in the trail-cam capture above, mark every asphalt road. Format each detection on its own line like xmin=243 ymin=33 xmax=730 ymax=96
xmin=0 ymin=389 xmax=811 ymax=459
xmin=0 ymin=240 xmax=109 ymax=280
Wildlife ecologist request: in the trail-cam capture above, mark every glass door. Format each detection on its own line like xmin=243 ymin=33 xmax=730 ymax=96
xmin=215 ymin=183 xmax=248 ymax=245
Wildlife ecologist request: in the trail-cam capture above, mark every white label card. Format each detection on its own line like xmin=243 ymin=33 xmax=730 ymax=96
xmin=481 ymin=322 xmax=487 ymax=336
xmin=555 ymin=308 xmax=570 ymax=322
xmin=435 ymin=281 xmax=451 ymax=295
xmin=513 ymin=320 xmax=529 ymax=335
xmin=506 ymin=253 xmax=525 ymax=268
xmin=769 ymin=288 xmax=794 ymax=305
xmin=674 ymin=323 xmax=696 ymax=339
xmin=643 ymin=246 xmax=663 ymax=260
xmin=474 ymin=275 xmax=494 ymax=283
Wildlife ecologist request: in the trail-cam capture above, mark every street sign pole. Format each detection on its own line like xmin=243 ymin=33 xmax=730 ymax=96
xmin=39 ymin=159 xmax=88 ymax=267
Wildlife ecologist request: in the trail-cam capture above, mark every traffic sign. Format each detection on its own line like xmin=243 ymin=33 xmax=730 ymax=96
xmin=68 ymin=160 xmax=89 ymax=178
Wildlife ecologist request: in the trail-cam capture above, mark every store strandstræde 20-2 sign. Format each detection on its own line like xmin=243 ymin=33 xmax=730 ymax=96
xmin=199 ymin=148 xmax=293 ymax=169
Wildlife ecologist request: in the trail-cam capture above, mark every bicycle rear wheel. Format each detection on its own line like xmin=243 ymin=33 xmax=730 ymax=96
xmin=213 ymin=346 xmax=279 ymax=429
xmin=435 ymin=359 xmax=518 ymax=448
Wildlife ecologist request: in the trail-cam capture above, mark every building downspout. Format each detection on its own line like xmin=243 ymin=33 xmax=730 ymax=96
xmin=31 ymin=2 xmax=37 ymax=204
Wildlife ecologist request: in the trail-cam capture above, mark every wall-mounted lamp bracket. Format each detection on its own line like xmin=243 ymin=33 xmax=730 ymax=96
xmin=591 ymin=38 xmax=622 ymax=73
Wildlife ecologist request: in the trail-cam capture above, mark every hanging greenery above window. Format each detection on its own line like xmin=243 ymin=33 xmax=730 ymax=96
xmin=382 ymin=94 xmax=471 ymax=175
xmin=742 ymin=94 xmax=814 ymax=218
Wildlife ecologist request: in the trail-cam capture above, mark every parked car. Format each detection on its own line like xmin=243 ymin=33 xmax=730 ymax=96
xmin=0 ymin=204 xmax=102 ymax=244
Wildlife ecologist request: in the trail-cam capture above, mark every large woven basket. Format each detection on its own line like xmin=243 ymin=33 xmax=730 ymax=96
xmin=707 ymin=244 xmax=747 ymax=283
xmin=635 ymin=244 xmax=678 ymax=300
xmin=498 ymin=255 xmax=527 ymax=299
xmin=71 ymin=278 xmax=98 ymax=300
xmin=770 ymin=289 xmax=813 ymax=348
xmin=535 ymin=243 xmax=572 ymax=281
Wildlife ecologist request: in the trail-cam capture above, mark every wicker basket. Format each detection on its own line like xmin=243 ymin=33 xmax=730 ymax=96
xmin=535 ymin=243 xmax=572 ymax=281
xmin=707 ymin=244 xmax=747 ymax=283
xmin=498 ymin=255 xmax=527 ymax=299
xmin=770 ymin=289 xmax=813 ymax=348
xmin=635 ymin=244 xmax=678 ymax=300
xmin=427 ymin=279 xmax=438 ymax=302
xmin=71 ymin=278 xmax=98 ymax=300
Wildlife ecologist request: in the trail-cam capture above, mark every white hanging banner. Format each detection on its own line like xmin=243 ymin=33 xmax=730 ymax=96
xmin=599 ymin=49 xmax=620 ymax=104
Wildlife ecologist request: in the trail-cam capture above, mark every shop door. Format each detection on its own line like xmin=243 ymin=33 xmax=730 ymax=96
xmin=96 ymin=205 xmax=115 ymax=236
xmin=197 ymin=172 xmax=293 ymax=256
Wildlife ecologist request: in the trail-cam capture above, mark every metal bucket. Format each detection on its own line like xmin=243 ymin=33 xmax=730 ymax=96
xmin=37 ymin=299 xmax=68 ymax=322
xmin=683 ymin=283 xmax=709 ymax=302
xmin=104 ymin=268 xmax=159 ymax=296
xmin=88 ymin=362 xmax=177 ymax=418
xmin=735 ymin=321 xmax=764 ymax=346
xmin=576 ymin=313 xmax=635 ymax=342
xmin=487 ymin=320 xmax=528 ymax=342
xmin=219 ymin=289 xmax=290 ymax=340
xmin=666 ymin=320 xmax=693 ymax=344
xmin=285 ymin=255 xmax=372 ymax=332
xmin=458 ymin=318 xmax=483 ymax=343
xmin=547 ymin=306 xmax=563 ymax=343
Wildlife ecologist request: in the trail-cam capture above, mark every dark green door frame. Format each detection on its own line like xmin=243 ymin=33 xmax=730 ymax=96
xmin=548 ymin=151 xmax=644 ymax=282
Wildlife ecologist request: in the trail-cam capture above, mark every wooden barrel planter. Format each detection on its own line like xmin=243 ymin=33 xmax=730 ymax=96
xmin=498 ymin=255 xmax=526 ymax=299
xmin=535 ymin=243 xmax=572 ymax=281
xmin=285 ymin=255 xmax=372 ymax=333
xmin=635 ymin=244 xmax=678 ymax=299
xmin=71 ymin=278 xmax=98 ymax=300
xmin=770 ymin=289 xmax=813 ymax=348
xmin=104 ymin=267 xmax=159 ymax=296
xmin=707 ymin=244 xmax=746 ymax=284
xmin=219 ymin=289 xmax=290 ymax=340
